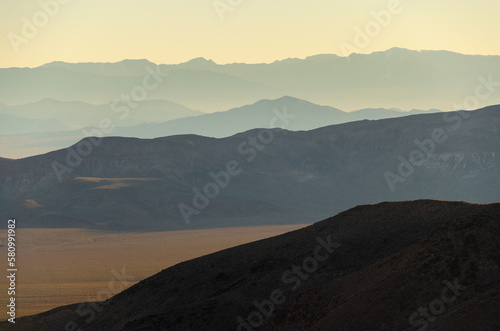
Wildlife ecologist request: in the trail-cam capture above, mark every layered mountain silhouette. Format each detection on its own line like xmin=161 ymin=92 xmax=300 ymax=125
xmin=2 ymin=48 xmax=500 ymax=112
xmin=0 ymin=106 xmax=498 ymax=231
xmin=0 ymin=99 xmax=202 ymax=159
xmin=8 ymin=200 xmax=500 ymax=330
xmin=0 ymin=96 xmax=438 ymax=159
xmin=0 ymin=63 xmax=276 ymax=112
xmin=115 ymin=96 xmax=439 ymax=139
xmin=0 ymin=113 xmax=66 ymax=134
xmin=0 ymin=98 xmax=203 ymax=130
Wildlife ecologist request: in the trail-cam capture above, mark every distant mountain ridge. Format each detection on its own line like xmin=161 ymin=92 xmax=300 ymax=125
xmin=114 ymin=96 xmax=441 ymax=139
xmin=0 ymin=96 xmax=439 ymax=159
xmin=0 ymin=98 xmax=203 ymax=128
xmin=0 ymin=113 xmax=66 ymax=134
xmin=2 ymin=48 xmax=500 ymax=111
xmin=0 ymin=106 xmax=498 ymax=231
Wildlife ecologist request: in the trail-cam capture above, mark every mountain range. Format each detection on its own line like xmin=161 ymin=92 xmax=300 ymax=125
xmin=114 ymin=96 xmax=440 ymax=139
xmin=0 ymin=99 xmax=203 ymax=130
xmin=1 ymin=106 xmax=498 ymax=231
xmin=0 ymin=96 xmax=439 ymax=159
xmin=2 ymin=47 xmax=500 ymax=331
xmin=2 ymin=48 xmax=500 ymax=112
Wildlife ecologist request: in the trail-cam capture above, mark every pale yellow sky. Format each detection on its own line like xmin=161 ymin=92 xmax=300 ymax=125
xmin=1 ymin=0 xmax=499 ymax=68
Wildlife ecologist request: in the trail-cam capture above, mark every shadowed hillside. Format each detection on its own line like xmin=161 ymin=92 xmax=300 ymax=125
xmin=8 ymin=200 xmax=500 ymax=330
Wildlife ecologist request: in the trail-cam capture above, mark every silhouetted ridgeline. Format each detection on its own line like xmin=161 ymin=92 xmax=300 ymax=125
xmin=7 ymin=200 xmax=500 ymax=330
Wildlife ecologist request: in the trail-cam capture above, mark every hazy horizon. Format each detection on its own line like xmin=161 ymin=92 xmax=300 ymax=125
xmin=2 ymin=0 xmax=500 ymax=68
xmin=2 ymin=47 xmax=500 ymax=69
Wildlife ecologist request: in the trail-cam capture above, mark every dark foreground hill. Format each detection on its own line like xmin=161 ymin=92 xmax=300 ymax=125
xmin=9 ymin=200 xmax=500 ymax=330
xmin=0 ymin=106 xmax=499 ymax=231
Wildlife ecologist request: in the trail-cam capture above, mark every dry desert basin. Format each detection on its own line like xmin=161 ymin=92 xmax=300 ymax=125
xmin=0 ymin=225 xmax=306 ymax=318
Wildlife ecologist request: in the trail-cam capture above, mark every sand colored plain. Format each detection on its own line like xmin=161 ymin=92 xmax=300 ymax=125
xmin=0 ymin=225 xmax=306 ymax=318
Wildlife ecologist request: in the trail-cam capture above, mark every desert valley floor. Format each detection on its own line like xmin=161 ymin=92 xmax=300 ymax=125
xmin=0 ymin=225 xmax=306 ymax=318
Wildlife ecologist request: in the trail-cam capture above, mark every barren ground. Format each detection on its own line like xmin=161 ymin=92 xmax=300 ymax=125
xmin=0 ymin=225 xmax=306 ymax=318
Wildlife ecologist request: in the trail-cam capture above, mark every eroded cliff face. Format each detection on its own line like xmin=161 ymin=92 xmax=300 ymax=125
xmin=0 ymin=107 xmax=499 ymax=230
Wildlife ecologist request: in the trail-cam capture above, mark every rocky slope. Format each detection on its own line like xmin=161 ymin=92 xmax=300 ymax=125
xmin=8 ymin=200 xmax=500 ymax=330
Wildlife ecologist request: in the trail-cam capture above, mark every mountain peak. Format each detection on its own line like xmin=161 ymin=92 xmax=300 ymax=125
xmin=304 ymin=54 xmax=341 ymax=62
xmin=41 ymin=60 xmax=69 ymax=67
xmin=252 ymin=96 xmax=316 ymax=107
xmin=117 ymin=58 xmax=157 ymax=65
xmin=275 ymin=95 xmax=304 ymax=102
xmin=385 ymin=47 xmax=415 ymax=53
xmin=184 ymin=57 xmax=216 ymax=65
xmin=39 ymin=98 xmax=60 ymax=104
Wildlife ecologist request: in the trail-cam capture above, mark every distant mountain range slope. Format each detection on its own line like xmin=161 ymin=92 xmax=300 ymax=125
xmin=2 ymin=48 xmax=500 ymax=112
xmin=0 ymin=106 xmax=498 ymax=231
xmin=8 ymin=200 xmax=500 ymax=330
xmin=0 ymin=97 xmax=438 ymax=159
xmin=0 ymin=98 xmax=203 ymax=129
xmin=0 ymin=64 xmax=278 ymax=112
xmin=0 ymin=113 xmax=67 ymax=134
xmin=115 ymin=96 xmax=440 ymax=139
